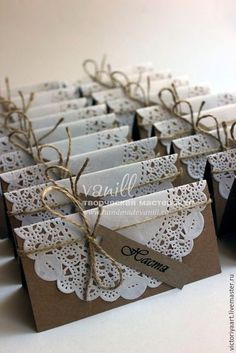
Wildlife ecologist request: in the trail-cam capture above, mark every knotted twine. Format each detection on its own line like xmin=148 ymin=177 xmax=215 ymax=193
xmin=17 ymin=158 xmax=213 ymax=300
xmin=168 ymin=98 xmax=232 ymax=159
xmin=83 ymin=56 xmax=115 ymax=89
xmin=0 ymin=78 xmax=35 ymax=127
xmin=4 ymin=109 xmax=71 ymax=181
xmin=83 ymin=57 xmax=153 ymax=106
xmin=208 ymin=120 xmax=236 ymax=175
xmin=18 ymin=159 xmax=123 ymax=301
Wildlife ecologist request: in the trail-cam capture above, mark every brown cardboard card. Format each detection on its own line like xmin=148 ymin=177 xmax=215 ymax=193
xmin=172 ymin=132 xmax=222 ymax=185
xmin=153 ymin=117 xmax=193 ymax=155
xmin=5 ymin=154 xmax=182 ymax=230
xmin=0 ymin=126 xmax=130 ymax=171
xmin=24 ymin=97 xmax=88 ymax=119
xmin=0 ymin=137 xmax=158 ymax=193
xmin=136 ymin=83 xmax=211 ymax=139
xmin=11 ymin=104 xmax=108 ymax=130
xmin=206 ymin=148 xmax=236 ymax=231
xmin=14 ymin=180 xmax=221 ymax=331
xmin=0 ymin=126 xmax=130 ymax=238
xmin=196 ymin=103 xmax=236 ymax=131
xmin=0 ymin=135 xmax=157 ymax=241
xmin=0 ymin=112 xmax=122 ymax=155
xmin=79 ymin=62 xmax=155 ymax=99
xmin=106 ymin=76 xmax=190 ymax=132
xmin=107 ymin=97 xmax=142 ymax=131
xmin=9 ymin=87 xmax=80 ymax=111
xmin=218 ymin=177 xmax=236 ymax=240
xmin=91 ymin=70 xmax=174 ymax=105
xmin=0 ymin=79 xmax=71 ymax=97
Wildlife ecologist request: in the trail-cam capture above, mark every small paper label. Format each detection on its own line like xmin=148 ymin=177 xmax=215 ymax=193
xmin=98 ymin=225 xmax=192 ymax=289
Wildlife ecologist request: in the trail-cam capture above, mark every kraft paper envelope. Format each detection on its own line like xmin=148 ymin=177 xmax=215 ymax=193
xmin=153 ymin=117 xmax=193 ymax=155
xmin=0 ymin=80 xmax=69 ymax=97
xmin=0 ymin=137 xmax=158 ymax=192
xmin=79 ymin=62 xmax=155 ymax=98
xmin=189 ymin=103 xmax=236 ymax=131
xmin=91 ymin=70 xmax=173 ymax=104
xmin=31 ymin=113 xmax=118 ymax=144
xmin=106 ymin=76 xmax=190 ymax=131
xmin=92 ymin=88 xmax=125 ymax=104
xmin=14 ymin=180 xmax=220 ymax=331
xmin=178 ymin=91 xmax=236 ymax=114
xmin=0 ymin=137 xmax=158 ymax=240
xmin=205 ymin=148 xmax=236 ymax=231
xmin=172 ymin=132 xmax=223 ymax=184
xmin=26 ymin=104 xmax=107 ymax=129
xmin=0 ymin=137 xmax=158 ymax=239
xmin=154 ymin=118 xmax=230 ymax=157
xmin=0 ymin=105 xmax=107 ymax=138
xmin=152 ymin=104 xmax=236 ymax=152
xmin=5 ymin=154 xmax=182 ymax=228
xmin=217 ymin=177 xmax=236 ymax=240
xmin=141 ymin=75 xmax=189 ymax=95
xmin=0 ymin=126 xmax=130 ymax=239
xmin=0 ymin=125 xmax=130 ymax=157
xmin=136 ymin=83 xmax=211 ymax=139
xmin=24 ymin=97 xmax=88 ymax=119
xmin=107 ymin=97 xmax=142 ymax=130
xmin=9 ymin=87 xmax=80 ymax=110
xmin=0 ymin=104 xmax=107 ymax=138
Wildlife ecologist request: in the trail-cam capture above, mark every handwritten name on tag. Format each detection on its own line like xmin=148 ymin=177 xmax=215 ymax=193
xmin=98 ymin=225 xmax=192 ymax=289
xmin=121 ymin=246 xmax=169 ymax=272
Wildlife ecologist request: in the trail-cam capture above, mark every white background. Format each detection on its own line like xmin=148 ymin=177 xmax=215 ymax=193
xmin=0 ymin=0 xmax=236 ymax=352
xmin=0 ymin=0 xmax=236 ymax=90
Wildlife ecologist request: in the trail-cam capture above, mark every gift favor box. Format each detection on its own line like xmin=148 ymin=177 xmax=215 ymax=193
xmin=14 ymin=180 xmax=220 ymax=331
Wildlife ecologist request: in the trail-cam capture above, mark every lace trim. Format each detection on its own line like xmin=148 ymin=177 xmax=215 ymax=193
xmin=0 ymin=138 xmax=157 ymax=186
xmin=0 ymin=126 xmax=129 ymax=171
xmin=5 ymin=154 xmax=178 ymax=223
xmin=174 ymin=133 xmax=221 ymax=180
xmin=15 ymin=181 xmax=207 ymax=302
xmin=208 ymin=149 xmax=236 ymax=199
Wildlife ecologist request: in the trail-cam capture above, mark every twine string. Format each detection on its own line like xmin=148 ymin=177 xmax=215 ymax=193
xmin=230 ymin=121 xmax=236 ymax=141
xmin=171 ymin=99 xmax=229 ymax=153
xmin=82 ymin=56 xmax=115 ymax=89
xmin=8 ymin=168 xmax=183 ymax=216
xmin=5 ymin=77 xmax=11 ymax=101
xmin=17 ymin=171 xmax=212 ymax=299
xmin=18 ymin=159 xmax=123 ymax=300
xmin=18 ymin=91 xmax=35 ymax=113
xmin=195 ymin=114 xmax=228 ymax=151
xmin=158 ymin=83 xmax=180 ymax=113
xmin=172 ymin=100 xmax=206 ymax=133
xmin=123 ymin=75 xmax=153 ymax=106
xmin=0 ymin=88 xmax=35 ymax=129
xmin=7 ymin=111 xmax=71 ymax=180
xmin=110 ymin=70 xmax=130 ymax=88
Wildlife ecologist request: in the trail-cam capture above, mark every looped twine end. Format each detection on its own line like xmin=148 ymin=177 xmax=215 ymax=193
xmin=82 ymin=55 xmax=115 ymax=89
xmin=20 ymin=158 xmax=123 ymax=300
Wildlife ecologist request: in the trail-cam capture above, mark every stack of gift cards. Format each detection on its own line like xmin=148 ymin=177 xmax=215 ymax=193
xmin=2 ymin=59 xmax=236 ymax=331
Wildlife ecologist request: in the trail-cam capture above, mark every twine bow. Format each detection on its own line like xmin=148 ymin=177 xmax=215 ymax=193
xmin=195 ymin=115 xmax=230 ymax=151
xmin=110 ymin=70 xmax=141 ymax=89
xmin=19 ymin=159 xmax=123 ymax=300
xmin=171 ymin=98 xmax=230 ymax=152
xmin=172 ymin=99 xmax=206 ymax=134
xmin=0 ymin=78 xmax=35 ymax=125
xmin=123 ymin=76 xmax=152 ymax=107
xmin=158 ymin=84 xmax=180 ymax=113
xmin=6 ymin=110 xmax=70 ymax=179
xmin=82 ymin=56 xmax=115 ymax=89
xmin=155 ymin=94 xmax=232 ymax=158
